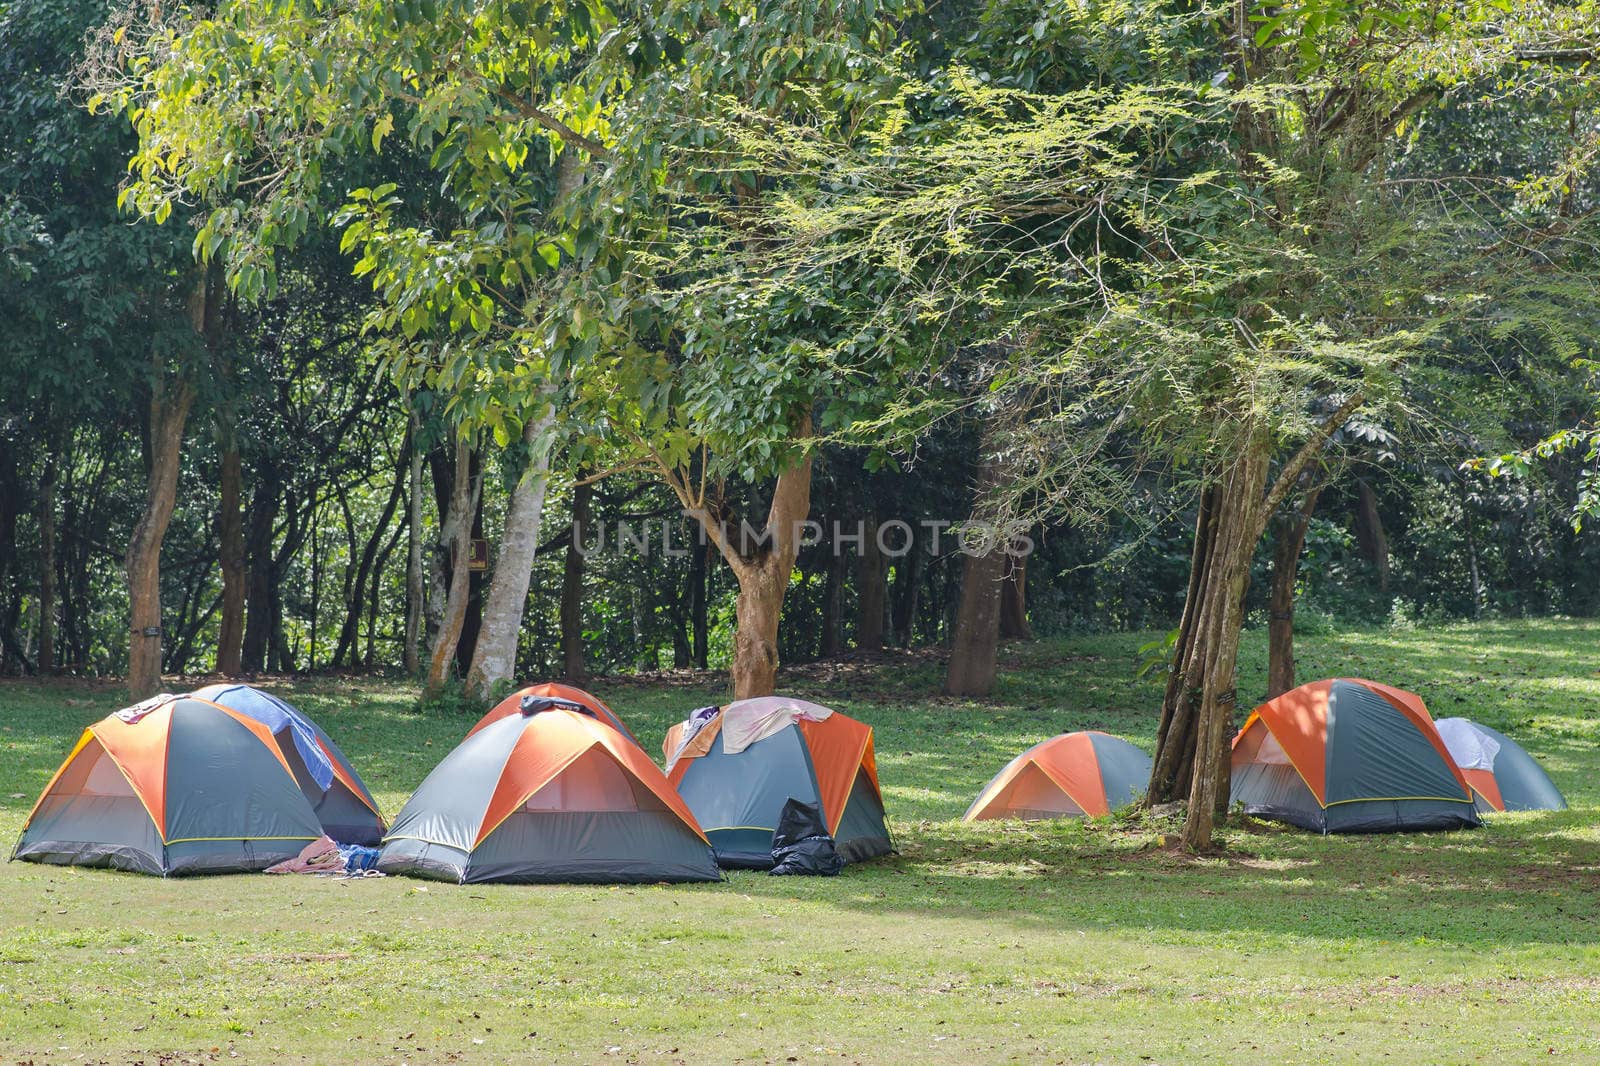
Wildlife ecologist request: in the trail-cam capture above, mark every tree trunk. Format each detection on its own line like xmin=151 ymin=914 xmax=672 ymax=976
xmin=856 ymin=514 xmax=887 ymax=652
xmin=892 ymin=536 xmax=923 ymax=647
xmin=241 ymin=470 xmax=279 ymax=674
xmin=1354 ymin=478 xmax=1389 ymax=591
xmin=560 ymin=477 xmax=591 ymax=681
xmin=424 ymin=439 xmax=481 ymax=696
xmin=671 ymin=570 xmax=694 ymax=668
xmin=944 ymin=446 xmax=1010 ymax=697
xmin=1458 ymin=479 xmax=1483 ymax=617
xmin=1266 ymin=483 xmax=1324 ymax=699
xmin=125 ymin=370 xmax=196 ymax=699
xmin=404 ymin=412 xmax=425 ymax=675
xmin=944 ymin=544 xmax=1008 ymax=696
xmin=37 ymin=457 xmax=57 ymax=675
xmin=1147 ymin=394 xmax=1363 ymax=851
xmin=333 ymin=441 xmax=407 ymax=667
xmin=690 ymin=538 xmax=709 ymax=669
xmin=366 ymin=501 xmax=407 ymax=668
xmin=998 ymin=545 xmax=1031 ymax=641
xmin=214 ymin=440 xmax=246 ymax=676
xmin=466 ymin=410 xmax=556 ymax=699
xmin=0 ymin=441 xmax=21 ymax=675
xmin=819 ymin=539 xmax=845 ymax=658
xmin=677 ymin=416 xmax=814 ymax=700
xmin=1144 ymin=439 xmax=1270 ymax=851
xmin=456 ymin=454 xmax=487 ymax=673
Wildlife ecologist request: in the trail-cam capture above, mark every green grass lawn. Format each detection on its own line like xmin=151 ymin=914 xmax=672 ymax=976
xmin=2 ymin=619 xmax=1598 ymax=1063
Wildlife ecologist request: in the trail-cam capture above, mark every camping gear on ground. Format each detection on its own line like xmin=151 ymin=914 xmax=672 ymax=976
xmin=664 ymin=697 xmax=892 ymax=869
xmin=378 ymin=700 xmax=719 ymax=884
xmin=963 ymin=731 xmax=1151 ymax=822
xmin=191 ymin=682 xmax=386 ymax=845
xmin=1231 ymin=678 xmax=1480 ymax=834
xmin=266 ymin=835 xmax=344 ymax=874
xmin=768 ymin=798 xmax=844 ymax=876
xmin=1434 ymin=717 xmax=1567 ymax=813
xmin=12 ymin=694 xmax=323 ymax=876
xmin=467 ymin=681 xmax=634 ymax=743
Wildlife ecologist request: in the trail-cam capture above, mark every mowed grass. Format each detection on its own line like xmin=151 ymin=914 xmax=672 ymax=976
xmin=2 ymin=619 xmax=1599 ymax=1064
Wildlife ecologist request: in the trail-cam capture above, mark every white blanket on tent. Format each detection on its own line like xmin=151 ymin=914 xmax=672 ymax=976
xmin=1435 ymin=717 xmax=1500 ymax=771
xmin=718 ymin=697 xmax=833 ymax=755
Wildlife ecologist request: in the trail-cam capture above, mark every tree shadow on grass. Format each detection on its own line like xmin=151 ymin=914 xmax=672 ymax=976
xmin=722 ymin=808 xmax=1600 ymax=949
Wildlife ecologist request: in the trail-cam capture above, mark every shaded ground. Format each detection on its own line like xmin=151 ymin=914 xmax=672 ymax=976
xmin=1 ymin=619 xmax=1598 ymax=1063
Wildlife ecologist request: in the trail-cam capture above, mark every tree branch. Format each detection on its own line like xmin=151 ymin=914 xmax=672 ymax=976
xmin=1255 ymin=392 xmax=1366 ymax=540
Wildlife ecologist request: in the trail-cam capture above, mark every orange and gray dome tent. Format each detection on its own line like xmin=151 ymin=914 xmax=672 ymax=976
xmin=191 ymin=683 xmax=386 ymax=845
xmin=11 ymin=695 xmax=323 ymax=876
xmin=1231 ymin=678 xmax=1480 ymax=833
xmin=378 ymin=700 xmax=719 ymax=883
xmin=1434 ymin=717 xmax=1567 ymax=814
xmin=466 ymin=682 xmax=634 ymax=744
xmin=664 ymin=697 xmax=892 ymax=869
xmin=964 ymin=731 xmax=1150 ymax=822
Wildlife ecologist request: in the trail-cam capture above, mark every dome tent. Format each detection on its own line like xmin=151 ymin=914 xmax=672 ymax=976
xmin=1434 ymin=717 xmax=1567 ymax=813
xmin=379 ymin=700 xmax=718 ymax=884
xmin=191 ymin=683 xmax=386 ymax=845
xmin=664 ymin=697 xmax=892 ymax=869
xmin=1231 ymin=678 xmax=1479 ymax=834
xmin=964 ymin=732 xmax=1150 ymax=822
xmin=12 ymin=695 xmax=323 ymax=876
xmin=467 ymin=682 xmax=634 ymax=743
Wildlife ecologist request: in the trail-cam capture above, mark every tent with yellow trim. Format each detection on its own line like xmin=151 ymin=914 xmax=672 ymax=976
xmin=963 ymin=732 xmax=1149 ymax=822
xmin=191 ymin=683 xmax=386 ymax=845
xmin=1231 ymin=678 xmax=1480 ymax=834
xmin=663 ymin=697 xmax=892 ymax=869
xmin=466 ymin=681 xmax=634 ymax=744
xmin=378 ymin=698 xmax=719 ymax=884
xmin=11 ymin=695 xmax=323 ymax=876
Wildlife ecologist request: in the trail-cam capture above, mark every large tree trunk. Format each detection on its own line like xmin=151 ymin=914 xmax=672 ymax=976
xmin=1145 ymin=440 xmax=1270 ymax=850
xmin=125 ymin=368 xmax=196 ymax=699
xmin=945 ymin=446 xmax=1010 ymax=697
xmin=998 ymin=545 xmax=1032 ymax=641
xmin=466 ymin=410 xmax=557 ymax=699
xmin=560 ymin=477 xmax=591 ymax=681
xmin=856 ymin=515 xmax=887 ymax=652
xmin=214 ymin=439 xmax=246 ymax=676
xmin=1266 ymin=482 xmax=1324 ymax=699
xmin=944 ymin=543 xmax=1008 ymax=697
xmin=37 ymin=456 xmax=57 ymax=675
xmin=1148 ymin=394 xmax=1363 ymax=851
xmin=424 ymin=439 xmax=481 ymax=697
xmin=676 ymin=416 xmax=814 ymax=700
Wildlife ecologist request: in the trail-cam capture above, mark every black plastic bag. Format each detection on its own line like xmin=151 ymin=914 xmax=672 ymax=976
xmin=769 ymin=798 xmax=844 ymax=876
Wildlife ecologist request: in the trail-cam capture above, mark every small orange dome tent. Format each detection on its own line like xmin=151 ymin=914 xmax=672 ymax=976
xmin=964 ymin=732 xmax=1150 ymax=822
xmin=12 ymin=695 xmax=323 ymax=875
xmin=1231 ymin=678 xmax=1479 ymax=833
xmin=467 ymin=682 xmax=634 ymax=743
xmin=379 ymin=700 xmax=718 ymax=883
